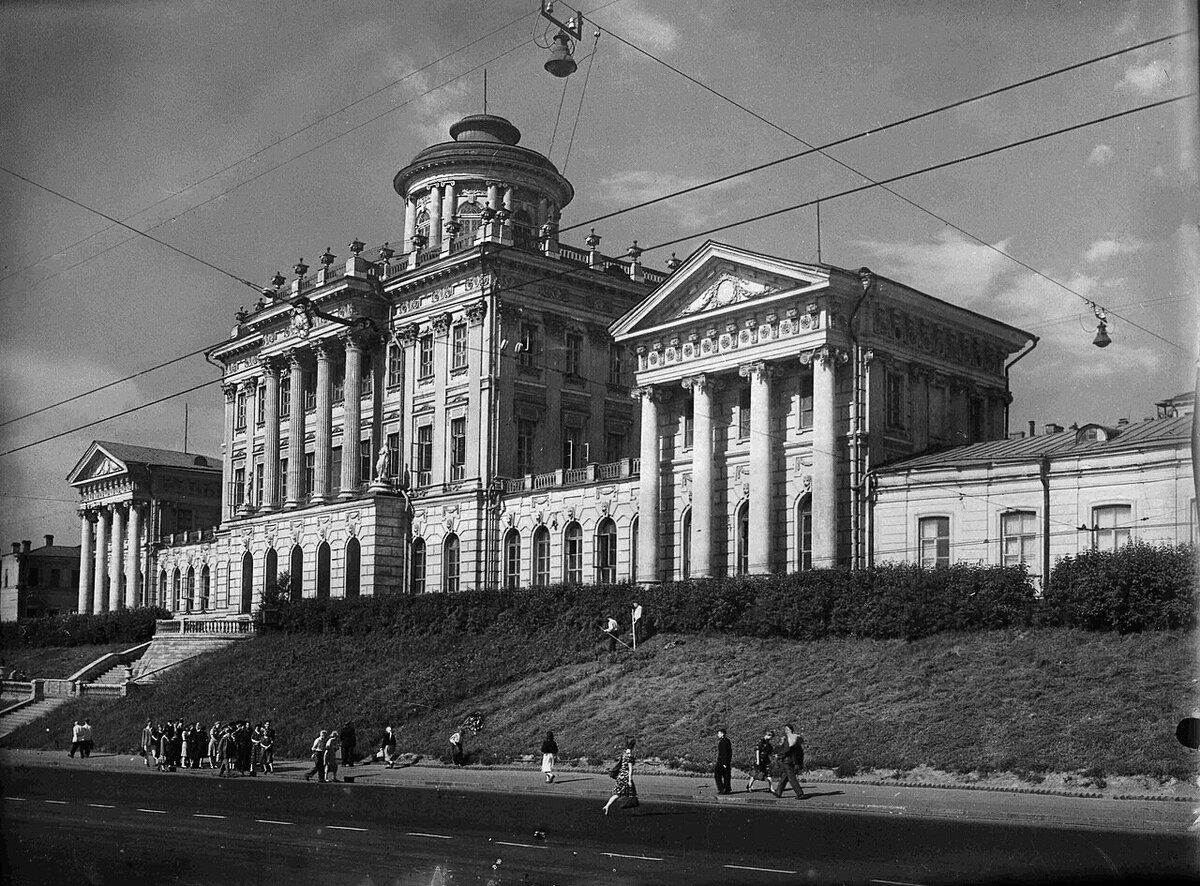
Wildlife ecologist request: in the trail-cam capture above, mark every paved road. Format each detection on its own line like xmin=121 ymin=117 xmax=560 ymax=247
xmin=3 ymin=763 xmax=1194 ymax=884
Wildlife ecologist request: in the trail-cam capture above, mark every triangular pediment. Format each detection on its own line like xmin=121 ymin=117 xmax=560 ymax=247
xmin=67 ymin=442 xmax=130 ymax=486
xmin=612 ymin=241 xmax=828 ymax=340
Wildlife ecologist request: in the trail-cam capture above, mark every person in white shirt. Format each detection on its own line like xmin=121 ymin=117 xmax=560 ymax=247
xmin=68 ymin=721 xmax=84 ymax=758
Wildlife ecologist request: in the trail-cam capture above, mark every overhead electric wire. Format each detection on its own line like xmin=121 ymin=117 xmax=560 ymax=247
xmin=1 ymin=94 xmax=1185 ymax=456
xmin=560 ymin=29 xmax=1191 ymax=236
xmin=591 ymin=21 xmax=1194 ymax=353
xmin=562 ymin=30 xmax=602 ymax=174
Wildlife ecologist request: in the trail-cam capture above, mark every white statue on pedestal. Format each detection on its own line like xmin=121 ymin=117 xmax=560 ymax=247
xmin=375 ymin=443 xmax=391 ymax=483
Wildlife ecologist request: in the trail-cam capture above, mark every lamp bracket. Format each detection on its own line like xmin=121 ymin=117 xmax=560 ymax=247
xmin=540 ymin=1 xmax=582 ymax=40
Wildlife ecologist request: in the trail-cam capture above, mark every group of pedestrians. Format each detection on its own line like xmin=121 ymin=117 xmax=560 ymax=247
xmin=303 ymin=721 xmax=362 ymax=782
xmin=68 ymin=720 xmax=94 ymax=758
xmin=137 ymin=718 xmax=277 ymax=776
xmin=741 ymin=723 xmax=806 ymax=798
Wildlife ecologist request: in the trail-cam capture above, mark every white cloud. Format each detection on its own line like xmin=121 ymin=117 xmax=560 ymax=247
xmin=1116 ymin=59 xmax=1172 ymax=96
xmin=850 ymin=229 xmax=1012 ymax=308
xmin=1086 ymin=144 xmax=1114 ymax=167
xmin=611 ymin=2 xmax=679 ymax=51
xmin=593 ymin=169 xmax=735 ymax=229
xmin=1083 ymin=235 xmax=1143 ymax=264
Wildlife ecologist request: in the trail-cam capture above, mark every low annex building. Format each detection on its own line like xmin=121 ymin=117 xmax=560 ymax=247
xmin=871 ymin=409 xmax=1195 ymax=585
xmin=130 ymin=111 xmax=1036 ymax=619
xmin=0 ymin=536 xmax=81 ymax=621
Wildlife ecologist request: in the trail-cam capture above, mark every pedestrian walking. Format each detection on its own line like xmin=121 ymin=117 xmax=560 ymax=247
xmin=217 ymin=726 xmax=237 ymax=777
xmin=379 ymin=725 xmax=398 ymax=767
xmin=714 ymin=727 xmax=732 ymax=794
xmin=181 ymin=722 xmax=192 ymax=768
xmin=251 ymin=724 xmax=265 ymax=774
xmin=68 ymin=720 xmax=84 ymax=758
xmin=602 ymin=738 xmax=639 ymax=815
xmin=259 ymin=729 xmax=274 ymax=773
xmin=81 ymin=719 xmax=93 ymax=757
xmin=449 ymin=729 xmax=465 ymax=766
xmin=236 ymin=721 xmax=253 ymax=776
xmin=540 ymin=731 xmax=558 ymax=784
xmin=772 ymin=723 xmax=806 ymax=799
xmin=325 ymin=731 xmax=341 ymax=782
xmin=207 ymin=722 xmax=221 ymax=768
xmin=747 ymin=729 xmax=774 ymax=793
xmin=140 ymin=720 xmax=154 ymax=767
xmin=304 ymin=730 xmax=328 ymax=782
xmin=341 ymin=721 xmax=357 ymax=767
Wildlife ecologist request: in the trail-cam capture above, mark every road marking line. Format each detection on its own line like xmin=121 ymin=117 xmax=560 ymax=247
xmin=870 ymin=880 xmax=929 ymax=886
xmin=193 ymin=813 xmax=226 ymax=819
xmin=602 ymin=852 xmax=663 ymax=861
xmin=88 ymin=803 xmax=115 ymax=808
xmin=6 ymin=797 xmax=27 ymax=801
xmin=725 ymin=865 xmax=798 ymax=874
xmin=495 ymin=841 xmax=547 ymax=849
xmin=44 ymin=800 xmax=68 ymax=805
xmin=328 ymin=825 xmax=368 ymax=832
xmin=256 ymin=819 xmax=293 ymax=825
xmin=137 ymin=809 xmax=168 ymax=814
xmin=407 ymin=832 xmax=453 ymax=840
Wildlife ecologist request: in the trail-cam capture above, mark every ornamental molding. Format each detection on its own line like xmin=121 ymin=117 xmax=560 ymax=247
xmin=431 ymin=311 xmax=454 ymax=336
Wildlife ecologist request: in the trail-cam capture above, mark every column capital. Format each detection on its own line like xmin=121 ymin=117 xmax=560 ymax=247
xmin=738 ymin=361 xmax=778 ymax=381
xmin=338 ymin=329 xmax=370 ymax=352
xmin=431 ymin=311 xmax=453 ymax=336
xmin=286 ymin=346 xmax=313 ymax=369
xmin=681 ymin=374 xmax=719 ymax=395
xmin=314 ymin=338 xmax=339 ymax=360
xmin=799 ymin=345 xmax=849 ymax=368
xmin=629 ymin=385 xmax=661 ymax=404
xmin=222 ymin=381 xmax=239 ymax=402
xmin=259 ymin=355 xmax=286 ymax=376
xmin=238 ymin=377 xmax=259 ymax=394
xmin=393 ymin=322 xmax=421 ymax=346
xmin=465 ymin=298 xmax=488 ymax=326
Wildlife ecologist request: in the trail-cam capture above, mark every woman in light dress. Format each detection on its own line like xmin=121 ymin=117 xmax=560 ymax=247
xmin=540 ymin=731 xmax=558 ymax=784
xmin=602 ymin=737 xmax=638 ymax=815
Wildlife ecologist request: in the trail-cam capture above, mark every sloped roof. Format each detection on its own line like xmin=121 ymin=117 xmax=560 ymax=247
xmin=880 ymin=414 xmax=1192 ymax=472
xmin=92 ymin=441 xmax=219 ymax=470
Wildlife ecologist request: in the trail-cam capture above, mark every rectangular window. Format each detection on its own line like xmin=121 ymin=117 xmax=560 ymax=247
xmin=504 ymin=533 xmax=521 ymax=590
xmin=332 ymin=364 xmax=345 ymax=405
xmin=386 ymin=431 xmax=400 ymax=481
xmin=886 ymin=372 xmax=905 ymax=430
xmin=359 ymin=439 xmax=372 ymax=486
xmin=798 ymin=374 xmax=814 ymax=430
xmin=798 ymin=500 xmax=813 ymax=571
xmin=278 ymin=458 xmax=288 ymax=502
xmin=534 ymin=531 xmax=550 ymax=587
xmin=565 ymin=528 xmax=583 ymax=584
xmin=683 ymin=401 xmax=694 ymax=449
xmin=303 ymin=373 xmax=316 ymax=411
xmin=605 ymin=430 xmax=626 ymax=464
xmin=410 ymin=541 xmax=426 ymax=595
xmin=451 ymin=322 xmax=468 ymax=370
xmin=918 ymin=516 xmax=950 ymax=568
xmin=1001 ymin=510 xmax=1038 ymax=568
xmin=416 ymin=424 xmax=433 ymax=486
xmin=565 ymin=332 xmax=583 ymax=378
xmin=235 ymin=391 xmax=247 ymax=431
xmin=608 ymin=345 xmax=623 ymax=385
xmin=738 ymin=387 xmax=751 ymax=439
xmin=360 ymin=354 xmax=373 ymax=397
xmin=51 ymin=569 xmax=61 ymax=587
xmin=233 ymin=467 xmax=245 ymax=513
xmin=256 ymin=385 xmax=266 ymax=426
xmin=1092 ymin=504 xmax=1131 ymax=552
xmin=562 ymin=425 xmax=586 ymax=469
xmin=517 ymin=419 xmax=536 ymax=476
xmin=518 ymin=323 xmax=539 ymax=369
xmin=418 ymin=334 xmax=434 ymax=379
xmin=387 ymin=343 xmax=403 ymax=387
xmin=254 ymin=462 xmax=264 ymax=506
xmin=27 ymin=567 xmax=39 ymax=587
xmin=330 ymin=446 xmax=342 ymax=493
xmin=304 ymin=453 xmax=315 ymax=496
xmin=449 ymin=417 xmax=466 ymax=480
xmin=280 ymin=376 xmax=291 ymax=418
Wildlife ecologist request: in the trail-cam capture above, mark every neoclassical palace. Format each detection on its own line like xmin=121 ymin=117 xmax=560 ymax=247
xmin=79 ymin=112 xmax=1039 ymax=618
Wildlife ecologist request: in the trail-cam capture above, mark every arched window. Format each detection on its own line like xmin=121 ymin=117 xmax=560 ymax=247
xmin=186 ymin=566 xmax=196 ymax=612
xmin=265 ymin=548 xmax=278 ymax=597
xmin=532 ymin=526 xmax=550 ymax=587
xmin=630 ymin=516 xmax=639 ymax=581
xmin=503 ymin=529 xmax=521 ymax=589
xmin=796 ymin=495 xmax=813 ymax=571
xmin=736 ymin=502 xmax=749 ymax=576
xmin=411 ymin=538 xmax=426 ymax=594
xmin=289 ymin=545 xmax=304 ymax=601
xmin=443 ymin=534 xmax=460 ymax=593
xmin=172 ymin=568 xmax=181 ymax=612
xmin=415 ymin=208 xmax=430 ymax=243
xmin=316 ymin=542 xmax=331 ymax=599
xmin=200 ymin=565 xmax=211 ymax=612
xmin=680 ymin=508 xmax=692 ymax=580
xmin=563 ymin=522 xmax=583 ymax=584
xmin=240 ymin=552 xmax=253 ymax=615
xmin=596 ymin=518 xmax=617 ymax=584
xmin=158 ymin=570 xmax=167 ymax=609
xmin=345 ymin=537 xmax=361 ymax=597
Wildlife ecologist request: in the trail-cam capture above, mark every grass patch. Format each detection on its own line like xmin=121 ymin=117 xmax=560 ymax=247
xmin=0 ymin=643 xmax=130 ymax=680
xmin=3 ymin=628 xmax=1196 ymax=781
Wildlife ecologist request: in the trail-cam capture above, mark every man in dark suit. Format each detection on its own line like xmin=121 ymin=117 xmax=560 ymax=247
xmin=714 ymin=727 xmax=733 ymax=794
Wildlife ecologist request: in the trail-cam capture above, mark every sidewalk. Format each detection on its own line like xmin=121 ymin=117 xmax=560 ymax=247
xmin=1 ymin=747 xmax=1194 ymax=834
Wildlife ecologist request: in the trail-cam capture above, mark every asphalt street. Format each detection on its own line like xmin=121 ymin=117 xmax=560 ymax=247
xmin=2 ymin=759 xmax=1195 ymax=885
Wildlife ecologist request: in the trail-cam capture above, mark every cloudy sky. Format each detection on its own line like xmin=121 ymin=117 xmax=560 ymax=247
xmin=1 ymin=0 xmax=1196 ymax=550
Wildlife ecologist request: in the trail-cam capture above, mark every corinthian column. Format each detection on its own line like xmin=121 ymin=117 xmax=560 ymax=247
xmin=78 ymin=511 xmax=94 ymax=613
xmin=740 ymin=361 xmax=775 ymax=574
xmin=221 ymin=383 xmax=237 ymax=519
xmin=682 ymin=374 xmax=717 ymax=579
xmin=312 ymin=340 xmax=334 ymax=503
xmin=125 ymin=503 xmax=142 ymax=608
xmin=286 ymin=351 xmax=306 ymax=508
xmin=809 ymin=346 xmax=842 ymax=568
xmin=339 ymin=332 xmax=364 ymax=498
xmin=633 ymin=386 xmax=661 ymax=583
xmin=428 ymin=183 xmax=443 ymax=249
xmin=93 ymin=506 xmax=110 ymax=613
xmin=108 ymin=504 xmax=126 ymax=610
xmin=261 ymin=357 xmax=283 ymax=511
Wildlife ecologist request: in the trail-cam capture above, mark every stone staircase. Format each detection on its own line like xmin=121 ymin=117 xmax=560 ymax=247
xmin=130 ymin=635 xmax=245 ymax=684
xmin=91 ymin=663 xmax=131 ymax=685
xmin=0 ymin=697 xmax=71 ymax=739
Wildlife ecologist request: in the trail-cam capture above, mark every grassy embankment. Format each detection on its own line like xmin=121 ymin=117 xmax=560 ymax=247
xmin=1 ymin=643 xmax=130 ymax=681
xmin=3 ymin=627 xmax=1196 ymax=785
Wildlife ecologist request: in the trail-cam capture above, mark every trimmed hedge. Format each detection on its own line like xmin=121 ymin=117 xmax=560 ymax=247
xmin=1044 ymin=541 xmax=1196 ymax=632
xmin=262 ymin=563 xmax=1038 ymax=642
xmin=0 ymin=607 xmax=171 ymax=649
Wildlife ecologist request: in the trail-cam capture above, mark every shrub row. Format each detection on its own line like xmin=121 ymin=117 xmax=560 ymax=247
xmin=0 ymin=607 xmax=171 ymax=649
xmin=1044 ymin=541 xmax=1195 ymax=632
xmin=262 ymin=562 xmax=1038 ymax=642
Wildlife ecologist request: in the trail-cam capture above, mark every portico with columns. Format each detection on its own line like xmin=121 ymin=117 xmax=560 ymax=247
xmin=612 ymin=241 xmax=1032 ymax=581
